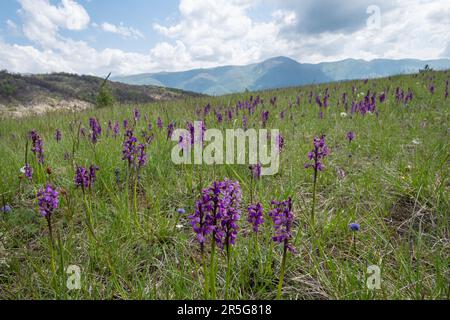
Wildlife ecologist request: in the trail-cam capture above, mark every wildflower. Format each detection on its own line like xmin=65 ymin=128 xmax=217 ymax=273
xmin=270 ymin=96 xmax=277 ymax=106
xmin=75 ymin=165 xmax=99 ymax=190
xmin=122 ymin=129 xmax=138 ymax=167
xmin=227 ymin=109 xmax=233 ymax=121
xmin=270 ymin=197 xmax=295 ymax=295
xmin=204 ymin=103 xmax=211 ymax=115
xmin=37 ymin=184 xmax=59 ymax=246
xmin=89 ymin=165 xmax=99 ymax=184
xmin=304 ymin=135 xmax=330 ymax=172
xmin=23 ymin=164 xmax=33 ymax=181
xmin=1 ymin=205 xmax=12 ymax=214
xmin=137 ymin=143 xmax=147 ymax=168
xmin=262 ymin=111 xmax=269 ymax=127
xmin=189 ymin=191 xmax=215 ymax=245
xmin=123 ymin=119 xmax=129 ymax=129
xmin=177 ymin=208 xmax=186 ymax=215
xmin=349 ymin=223 xmax=360 ymax=232
xmin=250 ymin=163 xmax=262 ymax=179
xmin=247 ymin=203 xmax=264 ymax=233
xmin=122 ymin=130 xmax=147 ymax=169
xmin=242 ymin=115 xmax=248 ymax=129
xmin=55 ymin=129 xmax=62 ymax=142
xmin=412 ymin=138 xmax=421 ymax=145
xmin=74 ymin=166 xmax=89 ymax=189
xmin=112 ymin=122 xmax=120 ymax=138
xmin=340 ymin=112 xmax=348 ymax=118
xmin=315 ymin=95 xmax=323 ymax=108
xmin=29 ymin=130 xmax=45 ymax=164
xmin=216 ymin=112 xmax=223 ymax=124
xmin=178 ymin=132 xmax=190 ymax=154
xmin=191 ymin=180 xmax=241 ymax=300
xmin=198 ymin=121 xmax=206 ymax=146
xmin=347 ymin=131 xmax=355 ymax=143
xmin=89 ymin=118 xmax=102 ymax=144
xmin=167 ymin=122 xmax=175 ymax=140
xmin=405 ymin=89 xmax=414 ymax=103
xmin=37 ymin=184 xmax=59 ymax=218
xmin=276 ymin=133 xmax=285 ymax=153
xmin=157 ymin=117 xmax=163 ymax=129
xmin=218 ymin=180 xmax=242 ymax=248
xmin=188 ymin=179 xmax=242 ymax=248
xmin=269 ymin=198 xmax=296 ymax=253
xmin=133 ymin=108 xmax=141 ymax=122
xmin=305 ymin=135 xmax=330 ymax=224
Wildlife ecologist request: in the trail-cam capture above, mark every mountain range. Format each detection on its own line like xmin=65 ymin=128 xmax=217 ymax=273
xmin=112 ymin=56 xmax=450 ymax=95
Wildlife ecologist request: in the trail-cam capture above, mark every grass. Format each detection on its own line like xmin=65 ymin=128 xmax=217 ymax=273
xmin=0 ymin=70 xmax=448 ymax=300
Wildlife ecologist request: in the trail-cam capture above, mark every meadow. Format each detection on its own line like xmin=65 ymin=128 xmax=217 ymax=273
xmin=0 ymin=70 xmax=448 ymax=300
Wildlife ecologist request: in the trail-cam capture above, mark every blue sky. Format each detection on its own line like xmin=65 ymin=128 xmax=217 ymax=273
xmin=0 ymin=0 xmax=449 ymax=76
xmin=0 ymin=0 xmax=181 ymax=52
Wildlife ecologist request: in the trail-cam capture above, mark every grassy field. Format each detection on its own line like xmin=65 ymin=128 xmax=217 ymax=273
xmin=0 ymin=70 xmax=448 ymax=300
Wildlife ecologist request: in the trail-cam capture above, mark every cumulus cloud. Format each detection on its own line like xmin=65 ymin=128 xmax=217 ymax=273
xmin=152 ymin=0 xmax=295 ymax=67
xmin=274 ymin=0 xmax=396 ymax=34
xmin=96 ymin=22 xmax=144 ymax=40
xmin=17 ymin=0 xmax=90 ymax=47
xmin=0 ymin=0 xmax=156 ymax=75
xmin=261 ymin=0 xmax=450 ymax=63
xmin=0 ymin=0 xmax=448 ymax=75
xmin=151 ymin=0 xmax=450 ymax=66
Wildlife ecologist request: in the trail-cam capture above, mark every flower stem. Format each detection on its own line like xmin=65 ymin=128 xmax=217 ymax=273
xmin=83 ymin=191 xmax=97 ymax=240
xmin=311 ymin=170 xmax=318 ymax=226
xmin=46 ymin=215 xmax=54 ymax=250
xmin=225 ymin=245 xmax=232 ymax=300
xmin=201 ymin=245 xmax=209 ymax=299
xmin=277 ymin=244 xmax=288 ymax=300
xmin=133 ymin=177 xmax=139 ymax=228
xmin=209 ymin=237 xmax=216 ymax=300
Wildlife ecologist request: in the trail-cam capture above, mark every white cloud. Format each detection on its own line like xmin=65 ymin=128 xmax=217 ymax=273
xmin=0 ymin=0 xmax=155 ymax=75
xmin=0 ymin=0 xmax=449 ymax=76
xmin=6 ymin=20 xmax=18 ymax=30
xmin=152 ymin=0 xmax=293 ymax=67
xmin=98 ymin=22 xmax=144 ymax=40
xmin=17 ymin=0 xmax=90 ymax=48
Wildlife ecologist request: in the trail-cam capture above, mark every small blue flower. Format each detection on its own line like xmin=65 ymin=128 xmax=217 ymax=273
xmin=1 ymin=205 xmax=12 ymax=214
xmin=177 ymin=208 xmax=186 ymax=215
xmin=349 ymin=223 xmax=360 ymax=232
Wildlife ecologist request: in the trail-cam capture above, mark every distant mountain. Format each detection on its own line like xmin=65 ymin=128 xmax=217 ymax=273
xmin=112 ymin=56 xmax=450 ymax=95
xmin=0 ymin=71 xmax=202 ymax=108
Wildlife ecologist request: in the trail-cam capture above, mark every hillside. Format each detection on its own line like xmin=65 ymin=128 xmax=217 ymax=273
xmin=0 ymin=71 xmax=202 ymax=116
xmin=112 ymin=56 xmax=450 ymax=95
xmin=1 ymin=70 xmax=448 ymax=299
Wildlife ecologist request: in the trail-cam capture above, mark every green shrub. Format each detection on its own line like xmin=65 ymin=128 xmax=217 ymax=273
xmin=96 ymin=84 xmax=116 ymax=108
xmin=0 ymin=82 xmax=16 ymax=97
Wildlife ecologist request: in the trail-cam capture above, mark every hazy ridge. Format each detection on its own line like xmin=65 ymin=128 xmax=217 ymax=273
xmin=112 ymin=56 xmax=450 ymax=95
